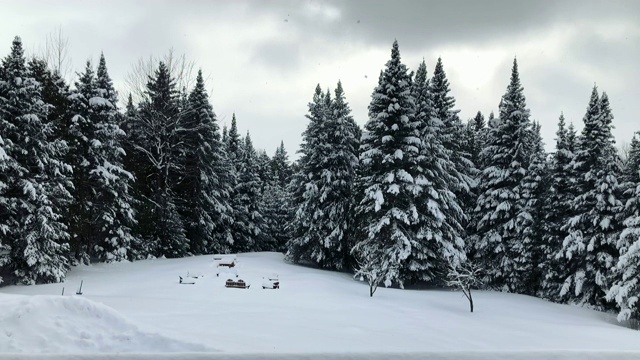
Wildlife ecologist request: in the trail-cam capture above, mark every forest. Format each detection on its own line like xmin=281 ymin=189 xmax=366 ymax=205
xmin=0 ymin=35 xmax=638 ymax=323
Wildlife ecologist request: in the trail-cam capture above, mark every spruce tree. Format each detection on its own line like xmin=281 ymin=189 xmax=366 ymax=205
xmin=134 ymin=62 xmax=188 ymax=257
xmin=473 ymin=59 xmax=531 ymax=292
xmin=406 ymin=59 xmax=466 ymax=283
xmin=287 ymin=85 xmax=326 ymax=264
xmin=514 ymin=121 xmax=548 ymax=295
xmin=287 ymin=80 xmax=361 ymax=270
xmin=539 ymin=114 xmax=578 ymax=301
xmin=0 ymin=36 xmax=72 ymax=284
xmin=65 ymin=56 xmax=136 ymax=263
xmin=177 ymin=70 xmax=232 ymax=254
xmin=351 ymin=41 xmax=422 ymax=289
xmin=429 ymin=57 xmax=475 ymax=226
xmin=609 ymin=133 xmax=640 ymax=320
xmin=561 ymin=87 xmax=621 ymax=309
xmin=263 ymin=141 xmax=294 ymax=251
xmin=91 ymin=54 xmax=136 ymax=262
xmin=608 ymin=132 xmax=640 ymax=320
xmin=232 ymin=132 xmax=265 ymax=252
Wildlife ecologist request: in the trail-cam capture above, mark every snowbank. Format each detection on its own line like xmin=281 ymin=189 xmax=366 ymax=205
xmin=0 ymin=294 xmax=209 ymax=353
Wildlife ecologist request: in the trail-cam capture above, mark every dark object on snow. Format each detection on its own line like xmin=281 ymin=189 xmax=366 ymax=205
xmin=262 ymin=275 xmax=280 ymax=289
xmin=61 ymin=287 xmax=64 ymax=296
xmin=217 ymin=258 xmax=236 ymax=268
xmin=76 ymin=280 xmax=83 ymax=295
xmin=225 ymin=279 xmax=250 ymax=289
xmin=179 ymin=276 xmax=195 ymax=285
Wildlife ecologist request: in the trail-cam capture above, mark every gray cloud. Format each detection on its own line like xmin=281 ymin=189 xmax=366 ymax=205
xmin=0 ymin=0 xmax=639 ymax=156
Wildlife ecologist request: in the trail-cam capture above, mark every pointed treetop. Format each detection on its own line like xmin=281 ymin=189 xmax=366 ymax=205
xmin=473 ymin=111 xmax=485 ymax=131
xmin=96 ymin=52 xmax=117 ymax=105
xmin=334 ymin=80 xmax=345 ymax=99
xmin=582 ymin=85 xmax=600 ymax=129
xmin=188 ymin=69 xmax=208 ymax=103
xmin=228 ymin=112 xmax=241 ymax=155
xmin=414 ymin=59 xmax=427 ymax=88
xmin=244 ymin=130 xmax=254 ymax=151
xmin=2 ymin=36 xmax=27 ymax=79
xmin=76 ymin=60 xmax=96 ymax=96
xmin=430 ymin=57 xmax=458 ymax=124
xmin=222 ymin=124 xmax=228 ymax=143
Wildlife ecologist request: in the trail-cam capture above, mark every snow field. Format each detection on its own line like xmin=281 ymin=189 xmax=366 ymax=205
xmin=1 ymin=252 xmax=640 ymax=358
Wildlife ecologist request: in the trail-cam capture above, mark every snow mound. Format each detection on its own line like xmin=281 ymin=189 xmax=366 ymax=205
xmin=0 ymin=294 xmax=210 ymax=353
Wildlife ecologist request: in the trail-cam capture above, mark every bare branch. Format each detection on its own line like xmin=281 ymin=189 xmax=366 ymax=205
xmin=124 ymin=49 xmax=197 ymax=104
xmin=39 ymin=26 xmax=73 ymax=81
xmin=447 ymin=261 xmax=483 ymax=313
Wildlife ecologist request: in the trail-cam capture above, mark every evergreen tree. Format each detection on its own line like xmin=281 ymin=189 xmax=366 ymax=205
xmin=176 ymin=70 xmax=232 ymax=254
xmin=0 ymin=36 xmax=72 ymax=284
xmin=263 ymin=141 xmax=294 ymax=252
xmin=287 ymin=80 xmax=361 ymax=270
xmin=134 ymin=61 xmax=188 ymax=257
xmin=429 ymin=57 xmax=475 ymax=227
xmin=222 ymin=124 xmax=228 ymax=144
xmin=287 ymin=85 xmax=325 ymax=264
xmin=560 ymin=87 xmax=621 ymax=309
xmin=271 ymin=141 xmax=293 ymax=188
xmin=65 ymin=56 xmax=136 ymax=263
xmin=352 ymin=40 xmax=422 ymax=289
xmin=539 ymin=114 xmax=578 ymax=301
xmin=514 ymin=121 xmax=548 ymax=295
xmin=91 ymin=54 xmax=136 ymax=262
xmin=609 ymin=133 xmax=640 ymax=320
xmin=473 ymin=59 xmax=531 ymax=292
xmin=232 ymin=132 xmax=265 ymax=252
xmin=405 ymin=59 xmax=466 ymax=283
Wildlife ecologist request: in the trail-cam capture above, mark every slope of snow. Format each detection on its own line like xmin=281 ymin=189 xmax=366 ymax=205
xmin=0 ymin=294 xmax=209 ymax=354
xmin=1 ymin=252 xmax=640 ymax=356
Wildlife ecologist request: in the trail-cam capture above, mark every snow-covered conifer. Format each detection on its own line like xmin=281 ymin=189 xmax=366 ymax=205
xmin=0 ymin=37 xmax=72 ymax=284
xmin=473 ymin=59 xmax=532 ymax=292
xmin=352 ymin=40 xmax=421 ymax=289
xmin=560 ymin=87 xmax=622 ymax=309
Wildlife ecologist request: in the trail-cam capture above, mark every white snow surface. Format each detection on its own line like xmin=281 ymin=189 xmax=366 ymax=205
xmin=0 ymin=294 xmax=208 ymax=354
xmin=1 ymin=252 xmax=640 ymax=358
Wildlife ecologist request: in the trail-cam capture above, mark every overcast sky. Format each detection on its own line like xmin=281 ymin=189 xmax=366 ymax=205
xmin=0 ymin=0 xmax=639 ymax=158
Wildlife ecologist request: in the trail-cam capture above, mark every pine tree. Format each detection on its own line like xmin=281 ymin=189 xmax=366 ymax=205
xmin=405 ymin=59 xmax=466 ymax=283
xmin=539 ymin=114 xmax=578 ymax=301
xmin=287 ymin=85 xmax=325 ymax=264
xmin=352 ymin=40 xmax=422 ymax=289
xmin=473 ymin=59 xmax=531 ymax=292
xmin=263 ymin=141 xmax=294 ymax=251
xmin=176 ymin=70 xmax=232 ymax=255
xmin=608 ymin=132 xmax=640 ymax=320
xmin=287 ymin=80 xmax=361 ymax=269
xmin=429 ymin=57 xmax=475 ymax=228
xmin=65 ymin=56 xmax=136 ymax=263
xmin=231 ymin=132 xmax=265 ymax=252
xmin=0 ymin=36 xmax=72 ymax=284
xmin=134 ymin=61 xmax=188 ymax=257
xmin=120 ymin=94 xmax=150 ymax=259
xmin=514 ymin=121 xmax=548 ymax=295
xmin=561 ymin=87 xmax=621 ymax=309
xmin=91 ymin=54 xmax=136 ymax=262
xmin=271 ymin=141 xmax=292 ymax=187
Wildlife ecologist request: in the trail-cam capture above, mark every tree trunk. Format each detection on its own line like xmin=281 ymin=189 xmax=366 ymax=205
xmin=469 ymin=290 xmax=474 ymax=313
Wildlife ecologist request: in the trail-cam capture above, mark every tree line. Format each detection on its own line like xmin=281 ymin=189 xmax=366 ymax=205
xmin=1 ymin=36 xmax=639 ymax=323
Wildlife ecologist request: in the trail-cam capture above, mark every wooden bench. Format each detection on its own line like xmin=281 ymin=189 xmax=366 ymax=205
xmin=225 ymin=279 xmax=250 ymax=289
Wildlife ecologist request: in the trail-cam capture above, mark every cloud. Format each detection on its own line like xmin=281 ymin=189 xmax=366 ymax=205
xmin=0 ymin=0 xmax=638 ymax=156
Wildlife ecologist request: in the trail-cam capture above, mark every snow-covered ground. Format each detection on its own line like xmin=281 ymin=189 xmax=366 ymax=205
xmin=1 ymin=252 xmax=640 ymax=359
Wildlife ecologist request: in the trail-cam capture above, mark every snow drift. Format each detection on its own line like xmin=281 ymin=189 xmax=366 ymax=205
xmin=0 ymin=294 xmax=209 ymax=353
